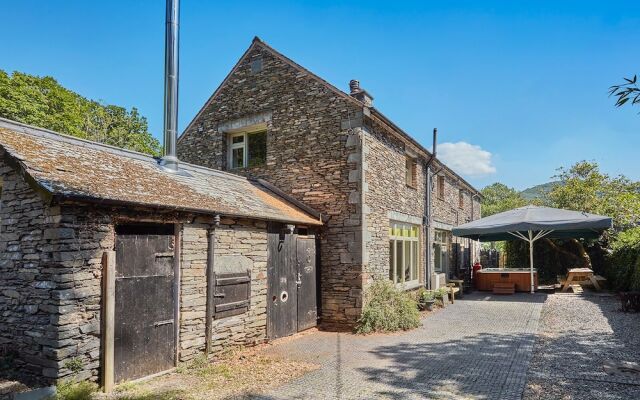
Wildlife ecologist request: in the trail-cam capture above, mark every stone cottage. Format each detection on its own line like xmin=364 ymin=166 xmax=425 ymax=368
xmin=178 ymin=37 xmax=482 ymax=328
xmin=0 ymin=118 xmax=322 ymax=386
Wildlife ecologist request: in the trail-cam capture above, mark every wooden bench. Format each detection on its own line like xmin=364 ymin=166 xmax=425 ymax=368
xmin=445 ymin=283 xmax=460 ymax=304
xmin=492 ymin=282 xmax=515 ymax=295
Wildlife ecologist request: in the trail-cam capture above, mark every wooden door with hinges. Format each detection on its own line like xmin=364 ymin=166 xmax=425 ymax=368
xmin=267 ymin=224 xmax=317 ymax=339
xmin=114 ymin=224 xmax=176 ymax=382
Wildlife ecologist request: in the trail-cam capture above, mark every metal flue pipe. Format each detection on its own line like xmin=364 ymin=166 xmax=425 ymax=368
xmin=161 ymin=0 xmax=180 ymax=172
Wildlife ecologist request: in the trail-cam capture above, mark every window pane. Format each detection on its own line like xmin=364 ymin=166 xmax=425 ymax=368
xmin=434 ymin=243 xmax=442 ymax=272
xmin=411 ymin=241 xmax=418 ymax=280
xmin=231 ymin=147 xmax=244 ymax=169
xmin=389 ymin=241 xmax=394 ymax=281
xmin=232 ymin=135 xmax=244 ymax=144
xmin=404 ymin=241 xmax=411 ymax=282
xmin=395 ymin=241 xmax=403 ymax=284
xmin=247 ymin=131 xmax=267 ymax=167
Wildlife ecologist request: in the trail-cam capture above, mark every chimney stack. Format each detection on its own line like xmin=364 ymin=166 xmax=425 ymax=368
xmin=160 ymin=0 xmax=180 ymax=172
xmin=348 ymin=79 xmax=374 ymax=107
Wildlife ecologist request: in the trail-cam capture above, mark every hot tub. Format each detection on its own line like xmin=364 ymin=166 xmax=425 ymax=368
xmin=474 ymin=268 xmax=538 ymax=292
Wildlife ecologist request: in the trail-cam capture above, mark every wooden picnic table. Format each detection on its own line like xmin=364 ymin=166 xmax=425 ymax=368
xmin=561 ymin=268 xmax=605 ymax=292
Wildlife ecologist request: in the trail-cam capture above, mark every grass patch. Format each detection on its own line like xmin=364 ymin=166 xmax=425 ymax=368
xmin=53 ymin=380 xmax=98 ymax=400
xmin=356 ymin=279 xmax=421 ymax=334
xmin=108 ymin=347 xmax=317 ymax=400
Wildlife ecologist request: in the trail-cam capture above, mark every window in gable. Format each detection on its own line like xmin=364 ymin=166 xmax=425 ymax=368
xmin=228 ymin=130 xmax=267 ymax=169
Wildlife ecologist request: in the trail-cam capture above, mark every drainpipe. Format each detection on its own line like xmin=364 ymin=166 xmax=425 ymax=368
xmin=471 ymin=193 xmax=481 ymax=264
xmin=205 ymin=214 xmax=220 ymax=355
xmin=423 ymin=128 xmax=437 ymax=290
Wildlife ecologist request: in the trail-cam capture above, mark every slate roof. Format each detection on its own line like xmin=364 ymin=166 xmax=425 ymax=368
xmin=0 ymin=118 xmax=322 ymax=225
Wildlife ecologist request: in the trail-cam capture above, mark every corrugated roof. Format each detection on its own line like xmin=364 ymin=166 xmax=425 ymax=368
xmin=0 ymin=118 xmax=322 ymax=225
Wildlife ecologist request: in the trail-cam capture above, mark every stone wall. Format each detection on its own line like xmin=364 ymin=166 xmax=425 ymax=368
xmin=177 ymin=39 xmax=483 ymax=324
xmin=179 ymin=217 xmax=269 ymax=361
xmin=363 ymin=121 xmax=427 ymax=287
xmin=0 ymin=156 xmax=113 ymax=384
xmin=178 ymin=41 xmax=365 ymax=326
xmin=430 ymin=170 xmax=482 ymax=278
xmin=0 ymin=155 xmax=272 ymax=383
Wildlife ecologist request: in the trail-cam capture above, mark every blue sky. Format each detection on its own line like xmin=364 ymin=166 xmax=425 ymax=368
xmin=2 ymin=1 xmax=639 ymax=190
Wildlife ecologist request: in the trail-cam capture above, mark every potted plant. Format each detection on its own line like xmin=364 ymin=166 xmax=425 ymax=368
xmin=419 ymin=290 xmax=436 ymax=311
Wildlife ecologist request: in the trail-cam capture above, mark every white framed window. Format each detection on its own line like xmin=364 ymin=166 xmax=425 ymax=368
xmin=389 ymin=221 xmax=419 ymax=286
xmin=433 ymin=229 xmax=450 ymax=273
xmin=227 ymin=130 xmax=267 ymax=169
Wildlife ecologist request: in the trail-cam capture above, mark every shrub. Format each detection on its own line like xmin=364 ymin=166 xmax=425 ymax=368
xmin=433 ymin=287 xmax=448 ymax=299
xmin=355 ymin=280 xmax=420 ymax=334
xmin=606 ymin=227 xmax=640 ymax=292
xmin=419 ymin=290 xmax=435 ymax=302
xmin=53 ymin=380 xmax=98 ymax=400
xmin=63 ymin=358 xmax=83 ymax=374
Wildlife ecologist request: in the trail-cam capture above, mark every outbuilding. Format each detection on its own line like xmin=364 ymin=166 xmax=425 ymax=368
xmin=0 ymin=118 xmax=322 ymax=386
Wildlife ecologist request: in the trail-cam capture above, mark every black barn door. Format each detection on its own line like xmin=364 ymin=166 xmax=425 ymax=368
xmin=267 ymin=226 xmax=317 ymax=339
xmin=114 ymin=224 xmax=175 ymax=382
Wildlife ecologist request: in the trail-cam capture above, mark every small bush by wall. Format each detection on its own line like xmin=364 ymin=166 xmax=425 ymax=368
xmin=605 ymin=227 xmax=640 ymax=292
xmin=355 ymin=280 xmax=420 ymax=334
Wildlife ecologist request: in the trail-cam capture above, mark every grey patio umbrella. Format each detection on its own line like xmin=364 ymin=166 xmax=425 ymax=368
xmin=452 ymin=205 xmax=612 ymax=293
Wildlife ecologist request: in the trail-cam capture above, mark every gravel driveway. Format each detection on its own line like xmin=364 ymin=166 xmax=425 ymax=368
xmin=254 ymin=293 xmax=545 ymax=400
xmin=524 ymin=293 xmax=640 ymax=400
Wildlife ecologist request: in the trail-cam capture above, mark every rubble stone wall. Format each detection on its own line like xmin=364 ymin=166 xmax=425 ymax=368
xmin=0 ymin=156 xmax=113 ymax=384
xmin=179 ymin=217 xmax=269 ymax=361
xmin=363 ymin=122 xmax=427 ymax=286
xmin=178 ymin=43 xmax=365 ymax=326
xmin=0 ymin=156 xmax=271 ymax=383
xmin=430 ymin=170 xmax=482 ymax=279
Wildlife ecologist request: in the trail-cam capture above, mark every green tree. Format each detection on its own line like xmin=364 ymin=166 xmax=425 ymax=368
xmin=610 ymin=75 xmax=640 ymax=111
xmin=480 ymin=183 xmax=528 ymax=217
xmin=548 ymin=161 xmax=640 ymax=231
xmin=0 ymin=70 xmax=160 ymax=156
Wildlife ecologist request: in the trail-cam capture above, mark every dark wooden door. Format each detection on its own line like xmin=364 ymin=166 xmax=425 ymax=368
xmin=267 ymin=227 xmax=317 ymax=339
xmin=114 ymin=224 xmax=175 ymax=382
xmin=296 ymin=237 xmax=317 ymax=331
xmin=267 ymin=231 xmax=298 ymax=339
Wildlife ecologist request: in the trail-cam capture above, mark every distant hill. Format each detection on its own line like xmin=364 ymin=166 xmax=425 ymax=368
xmin=520 ymin=181 xmax=560 ymax=200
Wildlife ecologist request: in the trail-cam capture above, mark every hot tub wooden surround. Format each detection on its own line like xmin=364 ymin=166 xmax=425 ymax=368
xmin=475 ymin=268 xmax=538 ymax=292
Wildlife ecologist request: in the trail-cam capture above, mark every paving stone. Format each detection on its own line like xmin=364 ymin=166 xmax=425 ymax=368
xmin=253 ymin=293 xmax=545 ymax=399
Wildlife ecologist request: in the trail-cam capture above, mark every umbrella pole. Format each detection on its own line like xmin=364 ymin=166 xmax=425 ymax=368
xmin=528 ymin=230 xmax=534 ymax=294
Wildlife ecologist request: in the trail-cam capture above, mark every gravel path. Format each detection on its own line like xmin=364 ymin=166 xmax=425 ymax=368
xmin=523 ymin=293 xmax=640 ymax=400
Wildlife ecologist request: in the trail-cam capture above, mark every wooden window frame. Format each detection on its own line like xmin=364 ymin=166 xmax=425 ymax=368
xmin=227 ymin=129 xmax=267 ymax=170
xmin=405 ymin=157 xmax=417 ymax=188
xmin=389 ymin=221 xmax=420 ymax=287
xmin=433 ymin=229 xmax=451 ymax=273
xmin=437 ymin=175 xmax=445 ymax=200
